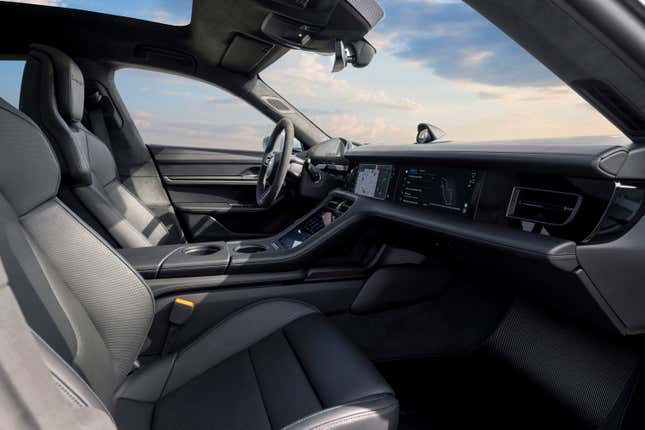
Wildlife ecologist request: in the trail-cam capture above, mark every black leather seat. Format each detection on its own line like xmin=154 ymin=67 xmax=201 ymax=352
xmin=0 ymin=97 xmax=398 ymax=428
xmin=20 ymin=44 xmax=180 ymax=248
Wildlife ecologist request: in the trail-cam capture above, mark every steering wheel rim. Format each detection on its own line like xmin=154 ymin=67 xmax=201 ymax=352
xmin=256 ymin=118 xmax=294 ymax=208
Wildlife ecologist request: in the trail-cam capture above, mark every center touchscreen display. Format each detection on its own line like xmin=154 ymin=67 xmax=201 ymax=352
xmin=398 ymin=167 xmax=480 ymax=215
xmin=353 ymin=164 xmax=394 ymax=200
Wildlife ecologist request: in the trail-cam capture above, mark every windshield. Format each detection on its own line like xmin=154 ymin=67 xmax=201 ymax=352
xmin=263 ymin=0 xmax=619 ymax=144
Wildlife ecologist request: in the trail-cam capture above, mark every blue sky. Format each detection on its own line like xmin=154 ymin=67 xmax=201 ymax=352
xmin=0 ymin=0 xmax=620 ymax=148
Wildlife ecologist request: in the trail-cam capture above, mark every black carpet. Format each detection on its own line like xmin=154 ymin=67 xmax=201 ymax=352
xmin=378 ymin=354 xmax=580 ymax=430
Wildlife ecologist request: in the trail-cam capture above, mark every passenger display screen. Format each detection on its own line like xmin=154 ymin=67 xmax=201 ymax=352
xmin=353 ymin=164 xmax=394 ymax=200
xmin=398 ymin=167 xmax=480 ymax=215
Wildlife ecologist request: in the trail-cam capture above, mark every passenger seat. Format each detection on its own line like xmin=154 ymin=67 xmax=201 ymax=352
xmin=0 ymin=96 xmax=398 ymax=428
xmin=20 ymin=44 xmax=180 ymax=248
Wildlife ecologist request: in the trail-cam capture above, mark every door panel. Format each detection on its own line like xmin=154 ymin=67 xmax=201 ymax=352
xmin=151 ymin=145 xmax=315 ymax=241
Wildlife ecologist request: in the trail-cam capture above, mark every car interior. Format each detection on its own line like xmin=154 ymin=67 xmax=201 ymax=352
xmin=2 ymin=0 xmax=645 ymax=429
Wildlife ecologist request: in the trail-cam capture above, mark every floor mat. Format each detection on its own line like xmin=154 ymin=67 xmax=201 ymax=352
xmin=378 ymin=354 xmax=580 ymax=430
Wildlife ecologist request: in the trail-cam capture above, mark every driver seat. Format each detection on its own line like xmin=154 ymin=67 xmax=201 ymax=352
xmin=20 ymin=44 xmax=181 ymax=248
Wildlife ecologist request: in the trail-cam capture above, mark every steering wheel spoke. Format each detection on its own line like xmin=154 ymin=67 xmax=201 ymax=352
xmin=256 ymin=118 xmax=295 ymax=208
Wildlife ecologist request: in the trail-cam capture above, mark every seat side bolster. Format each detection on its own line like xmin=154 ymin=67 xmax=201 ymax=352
xmin=162 ymin=299 xmax=319 ymax=395
xmin=280 ymin=395 xmax=399 ymax=430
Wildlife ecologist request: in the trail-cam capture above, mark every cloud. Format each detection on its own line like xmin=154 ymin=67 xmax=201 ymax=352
xmin=207 ymin=97 xmax=242 ymax=106
xmin=265 ymin=52 xmax=422 ymax=112
xmin=140 ymin=8 xmax=190 ymax=26
xmin=373 ymin=0 xmax=558 ymax=87
xmin=3 ymin=0 xmax=64 ymax=5
xmin=477 ymin=91 xmax=502 ymax=100
xmin=355 ymin=91 xmax=422 ymax=110
xmin=315 ymin=113 xmax=413 ymax=144
xmin=131 ymin=110 xmax=153 ymax=129
xmin=462 ymin=49 xmax=493 ymax=67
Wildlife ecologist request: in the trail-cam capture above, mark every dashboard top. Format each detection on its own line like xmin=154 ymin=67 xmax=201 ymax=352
xmin=344 ymin=136 xmax=633 ymax=178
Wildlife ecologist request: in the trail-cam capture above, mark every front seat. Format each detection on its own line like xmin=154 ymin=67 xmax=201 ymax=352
xmin=0 ymin=97 xmax=399 ymax=429
xmin=20 ymin=44 xmax=180 ymax=248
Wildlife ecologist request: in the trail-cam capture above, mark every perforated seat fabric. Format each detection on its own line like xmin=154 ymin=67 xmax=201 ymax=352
xmin=0 ymin=96 xmax=398 ymax=429
xmin=19 ymin=44 xmax=179 ymax=248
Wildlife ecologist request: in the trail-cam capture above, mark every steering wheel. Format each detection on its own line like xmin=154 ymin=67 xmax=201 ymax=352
xmin=256 ymin=118 xmax=294 ymax=208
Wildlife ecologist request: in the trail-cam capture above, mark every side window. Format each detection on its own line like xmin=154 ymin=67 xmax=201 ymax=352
xmin=115 ymin=69 xmax=275 ymax=151
xmin=0 ymin=61 xmax=26 ymax=108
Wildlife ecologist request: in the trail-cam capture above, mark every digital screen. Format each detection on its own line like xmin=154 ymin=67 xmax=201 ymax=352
xmin=278 ymin=211 xmax=335 ymax=249
xmin=354 ymin=164 xmax=393 ymax=200
xmin=399 ymin=167 xmax=480 ymax=215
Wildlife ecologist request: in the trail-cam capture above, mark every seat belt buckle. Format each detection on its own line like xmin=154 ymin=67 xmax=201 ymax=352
xmin=162 ymin=298 xmax=195 ymax=355
xmin=169 ymin=298 xmax=195 ymax=326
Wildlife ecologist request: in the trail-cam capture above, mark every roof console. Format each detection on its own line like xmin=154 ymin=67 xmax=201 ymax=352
xmin=259 ymin=0 xmax=383 ymax=62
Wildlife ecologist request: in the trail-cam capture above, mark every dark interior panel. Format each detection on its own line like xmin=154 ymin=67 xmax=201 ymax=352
xmin=150 ymin=145 xmax=317 ymax=240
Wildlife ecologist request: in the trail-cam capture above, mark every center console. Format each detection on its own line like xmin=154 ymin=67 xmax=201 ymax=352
xmin=276 ymin=196 xmax=354 ymax=249
xmin=119 ymin=162 xmax=485 ymax=284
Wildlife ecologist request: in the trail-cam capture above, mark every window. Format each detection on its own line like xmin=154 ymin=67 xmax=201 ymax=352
xmin=1 ymin=0 xmax=191 ymax=26
xmin=0 ymin=60 xmax=25 ymax=108
xmin=263 ymin=0 xmax=619 ymax=144
xmin=115 ymin=69 xmax=275 ymax=150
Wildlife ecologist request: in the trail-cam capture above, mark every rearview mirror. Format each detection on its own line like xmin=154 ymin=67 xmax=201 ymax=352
xmin=332 ymin=40 xmax=348 ymax=73
xmin=331 ymin=39 xmax=376 ymax=73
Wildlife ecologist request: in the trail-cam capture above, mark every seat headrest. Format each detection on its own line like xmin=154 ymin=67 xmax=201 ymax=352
xmin=29 ymin=44 xmax=84 ymax=123
xmin=0 ymin=98 xmax=60 ymax=216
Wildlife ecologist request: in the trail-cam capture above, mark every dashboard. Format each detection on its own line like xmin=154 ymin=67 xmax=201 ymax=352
xmin=302 ymin=138 xmax=645 ymax=336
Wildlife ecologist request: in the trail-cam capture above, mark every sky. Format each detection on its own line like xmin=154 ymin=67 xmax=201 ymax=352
xmin=0 ymin=0 xmax=621 ymax=149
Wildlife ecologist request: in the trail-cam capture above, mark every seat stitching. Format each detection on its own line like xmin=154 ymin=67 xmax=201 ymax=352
xmin=177 ymin=299 xmax=319 ymax=357
xmin=247 ymin=348 xmax=275 ymax=430
xmin=282 ymin=327 xmax=324 ymax=410
xmin=150 ymin=352 xmax=178 ymax=428
xmin=161 ymin=301 xmax=319 ymax=398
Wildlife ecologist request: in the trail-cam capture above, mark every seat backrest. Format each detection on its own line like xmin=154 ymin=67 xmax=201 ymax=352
xmin=0 ymin=97 xmax=154 ymax=407
xmin=20 ymin=44 xmax=175 ymax=248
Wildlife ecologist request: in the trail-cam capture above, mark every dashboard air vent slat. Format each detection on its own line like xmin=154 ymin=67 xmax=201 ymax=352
xmin=506 ymin=187 xmax=582 ymax=226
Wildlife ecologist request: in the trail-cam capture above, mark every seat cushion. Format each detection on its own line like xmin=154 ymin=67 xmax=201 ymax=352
xmin=115 ymin=300 xmax=398 ymax=430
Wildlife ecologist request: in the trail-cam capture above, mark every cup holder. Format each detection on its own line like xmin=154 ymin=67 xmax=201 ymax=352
xmin=183 ymin=245 xmax=221 ymax=256
xmin=235 ymin=245 xmax=267 ymax=254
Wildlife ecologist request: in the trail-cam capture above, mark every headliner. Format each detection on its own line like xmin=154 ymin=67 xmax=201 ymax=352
xmin=0 ymin=0 xmax=290 ymax=77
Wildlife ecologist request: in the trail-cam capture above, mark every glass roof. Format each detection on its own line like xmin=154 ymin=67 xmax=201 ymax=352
xmin=1 ymin=0 xmax=192 ymax=26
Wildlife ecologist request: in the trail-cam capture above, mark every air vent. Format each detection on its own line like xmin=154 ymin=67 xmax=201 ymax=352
xmin=572 ymin=79 xmax=645 ymax=140
xmin=262 ymin=96 xmax=293 ymax=113
xmin=326 ymin=197 xmax=354 ymax=215
xmin=506 ymin=187 xmax=582 ymax=226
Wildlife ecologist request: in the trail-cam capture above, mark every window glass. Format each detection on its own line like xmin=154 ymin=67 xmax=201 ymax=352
xmin=263 ymin=0 xmax=619 ymax=144
xmin=0 ymin=61 xmax=25 ymax=108
xmin=1 ymin=0 xmax=191 ymax=26
xmin=115 ymin=69 xmax=274 ymax=150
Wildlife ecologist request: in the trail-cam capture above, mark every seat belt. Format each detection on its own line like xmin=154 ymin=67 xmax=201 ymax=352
xmin=85 ymin=90 xmax=112 ymax=149
xmin=162 ymin=298 xmax=195 ymax=355
xmin=0 ymin=262 xmax=116 ymax=430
